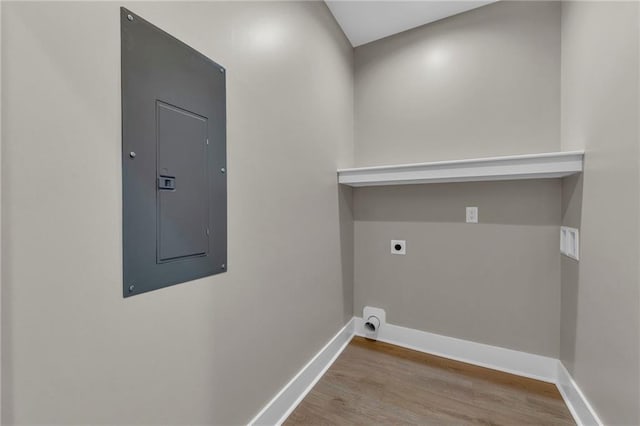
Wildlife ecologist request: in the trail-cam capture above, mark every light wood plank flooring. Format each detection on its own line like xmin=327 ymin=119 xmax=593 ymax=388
xmin=285 ymin=337 xmax=575 ymax=425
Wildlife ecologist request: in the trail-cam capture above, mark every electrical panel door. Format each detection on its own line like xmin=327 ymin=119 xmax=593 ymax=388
xmin=121 ymin=8 xmax=227 ymax=297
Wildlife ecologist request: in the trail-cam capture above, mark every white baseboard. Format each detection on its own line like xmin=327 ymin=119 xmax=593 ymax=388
xmin=556 ymin=363 xmax=603 ymax=426
xmin=354 ymin=317 xmax=558 ymax=383
xmin=249 ymin=316 xmax=601 ymax=426
xmin=248 ymin=318 xmax=355 ymax=426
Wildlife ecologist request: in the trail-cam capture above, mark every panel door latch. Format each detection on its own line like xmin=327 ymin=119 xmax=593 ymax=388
xmin=158 ymin=175 xmax=176 ymax=190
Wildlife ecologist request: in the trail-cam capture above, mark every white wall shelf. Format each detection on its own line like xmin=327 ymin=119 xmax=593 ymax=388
xmin=337 ymin=151 xmax=584 ymax=187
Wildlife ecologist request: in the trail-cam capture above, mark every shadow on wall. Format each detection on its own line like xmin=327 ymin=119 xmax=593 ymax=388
xmin=560 ymin=173 xmax=583 ymax=369
xmin=353 ymin=179 xmax=562 ymax=226
xmin=338 ymin=184 xmax=355 ymax=322
xmin=1 ymin=226 xmax=14 ymax=426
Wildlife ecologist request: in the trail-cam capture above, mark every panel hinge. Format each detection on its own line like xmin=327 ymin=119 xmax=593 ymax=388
xmin=206 ymin=138 xmax=209 ymax=145
xmin=206 ymin=228 xmax=210 ymax=236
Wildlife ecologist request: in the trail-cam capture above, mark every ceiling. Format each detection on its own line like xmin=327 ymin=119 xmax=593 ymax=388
xmin=325 ymin=1 xmax=498 ymax=47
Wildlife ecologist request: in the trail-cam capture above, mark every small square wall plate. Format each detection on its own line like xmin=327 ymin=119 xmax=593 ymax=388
xmin=391 ymin=240 xmax=406 ymax=255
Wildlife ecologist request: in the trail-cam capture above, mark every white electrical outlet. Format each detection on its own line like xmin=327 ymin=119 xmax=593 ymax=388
xmin=561 ymin=226 xmax=579 ymax=260
xmin=466 ymin=207 xmax=478 ymax=223
xmin=391 ymin=240 xmax=406 ymax=255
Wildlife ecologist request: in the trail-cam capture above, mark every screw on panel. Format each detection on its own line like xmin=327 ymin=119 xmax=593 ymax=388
xmin=129 ymin=151 xmax=136 ymax=158
xmin=221 ymin=264 xmax=226 ymax=269
xmin=127 ymin=14 xmax=134 ymax=21
xmin=220 ymin=167 xmax=226 ymax=174
xmin=128 ymin=284 xmax=135 ymax=293
xmin=220 ymin=68 xmax=224 ymax=73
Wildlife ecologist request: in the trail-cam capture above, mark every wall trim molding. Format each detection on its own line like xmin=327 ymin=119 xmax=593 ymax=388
xmin=249 ymin=317 xmax=601 ymax=426
xmin=248 ymin=318 xmax=355 ymax=426
xmin=556 ymin=363 xmax=603 ymax=426
xmin=354 ymin=317 xmax=558 ymax=383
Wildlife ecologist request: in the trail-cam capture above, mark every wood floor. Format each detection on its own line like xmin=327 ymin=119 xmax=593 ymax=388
xmin=285 ymin=337 xmax=575 ymax=425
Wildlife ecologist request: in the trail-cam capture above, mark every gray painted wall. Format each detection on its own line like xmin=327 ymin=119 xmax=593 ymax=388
xmin=1 ymin=2 xmax=353 ymax=424
xmin=3 ymin=1 xmax=639 ymax=424
xmin=354 ymin=181 xmax=562 ymax=356
xmin=353 ymin=1 xmax=563 ymax=357
xmin=354 ymin=1 xmax=561 ymax=167
xmin=560 ymin=2 xmax=640 ymax=424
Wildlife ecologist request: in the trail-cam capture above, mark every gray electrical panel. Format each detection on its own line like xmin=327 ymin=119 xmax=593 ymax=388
xmin=121 ymin=8 xmax=227 ymax=297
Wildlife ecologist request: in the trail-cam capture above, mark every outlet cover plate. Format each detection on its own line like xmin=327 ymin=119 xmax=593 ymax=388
xmin=391 ymin=240 xmax=406 ymax=255
xmin=466 ymin=206 xmax=478 ymax=223
xmin=561 ymin=226 xmax=579 ymax=260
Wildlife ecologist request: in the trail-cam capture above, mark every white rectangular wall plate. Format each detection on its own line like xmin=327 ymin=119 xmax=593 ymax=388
xmin=466 ymin=206 xmax=478 ymax=223
xmin=391 ymin=240 xmax=406 ymax=255
xmin=561 ymin=226 xmax=579 ymax=260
